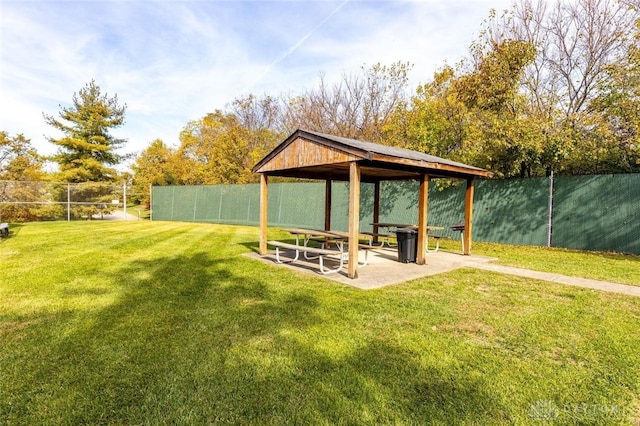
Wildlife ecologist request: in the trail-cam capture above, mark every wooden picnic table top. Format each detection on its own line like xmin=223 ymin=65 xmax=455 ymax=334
xmin=284 ymin=228 xmax=347 ymax=239
xmin=370 ymin=223 xmax=444 ymax=231
xmin=286 ymin=228 xmax=378 ymax=240
xmin=323 ymin=230 xmax=376 ymax=239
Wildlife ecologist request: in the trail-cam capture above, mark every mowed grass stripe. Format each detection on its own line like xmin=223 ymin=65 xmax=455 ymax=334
xmin=1 ymin=221 xmax=639 ymax=424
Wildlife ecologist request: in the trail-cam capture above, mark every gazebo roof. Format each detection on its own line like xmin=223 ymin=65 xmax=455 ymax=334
xmin=252 ymin=129 xmax=492 ymax=182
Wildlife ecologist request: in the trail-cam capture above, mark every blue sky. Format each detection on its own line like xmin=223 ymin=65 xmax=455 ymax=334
xmin=1 ymin=0 xmax=513 ymax=160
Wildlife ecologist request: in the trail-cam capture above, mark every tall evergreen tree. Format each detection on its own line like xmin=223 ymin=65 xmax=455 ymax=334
xmin=44 ymin=80 xmax=127 ymax=182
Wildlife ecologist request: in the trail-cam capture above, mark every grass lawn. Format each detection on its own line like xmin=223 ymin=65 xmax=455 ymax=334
xmin=1 ymin=221 xmax=639 ymax=425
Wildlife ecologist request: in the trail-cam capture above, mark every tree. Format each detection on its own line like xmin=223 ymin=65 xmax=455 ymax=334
xmin=44 ymin=80 xmax=127 ymax=182
xmin=588 ymin=17 xmax=640 ymax=172
xmin=228 ymin=94 xmax=287 ymax=168
xmin=405 ymin=39 xmax=537 ymax=178
xmin=405 ymin=0 xmax=639 ymax=177
xmin=478 ymin=0 xmax=639 ymax=175
xmin=0 ymin=132 xmax=47 ymax=221
xmin=173 ymin=111 xmax=268 ymax=185
xmin=0 ymin=131 xmax=45 ymax=181
xmin=230 ymin=94 xmax=285 ymax=134
xmin=130 ymin=139 xmax=177 ymax=205
xmin=283 ymin=62 xmax=412 ymax=144
xmin=402 ymin=66 xmax=470 ymax=157
xmin=486 ymin=0 xmax=637 ymax=117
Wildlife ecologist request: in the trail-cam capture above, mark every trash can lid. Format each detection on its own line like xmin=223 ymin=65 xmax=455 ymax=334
xmin=395 ymin=228 xmax=417 ymax=234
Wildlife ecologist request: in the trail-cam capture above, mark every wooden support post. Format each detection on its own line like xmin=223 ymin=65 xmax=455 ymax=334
xmin=463 ymin=178 xmax=475 ymax=255
xmin=417 ymin=174 xmax=429 ymax=265
xmin=325 ymin=180 xmax=332 ymax=231
xmin=372 ymin=181 xmax=381 ymax=243
xmin=348 ymin=162 xmax=361 ymax=279
xmin=259 ymin=174 xmax=268 ymax=255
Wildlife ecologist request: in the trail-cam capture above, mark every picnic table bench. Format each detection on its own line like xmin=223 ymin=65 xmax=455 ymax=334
xmin=268 ymin=228 xmax=372 ymax=274
xmin=268 ymin=240 xmax=347 ymax=274
xmin=451 ymin=223 xmax=465 ymax=252
xmin=0 ymin=223 xmax=9 ymax=238
xmin=361 ymin=231 xmax=396 ymax=247
xmin=426 ymin=233 xmax=442 ymax=252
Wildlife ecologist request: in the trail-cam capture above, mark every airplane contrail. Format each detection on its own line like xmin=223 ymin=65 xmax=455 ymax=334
xmin=245 ymin=0 xmax=350 ymax=92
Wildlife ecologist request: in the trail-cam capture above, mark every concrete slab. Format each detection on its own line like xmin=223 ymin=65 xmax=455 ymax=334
xmin=247 ymin=247 xmax=640 ymax=297
xmin=246 ymin=248 xmax=496 ymax=290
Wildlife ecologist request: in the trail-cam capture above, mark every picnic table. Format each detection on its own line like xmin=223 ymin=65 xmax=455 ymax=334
xmin=370 ymin=223 xmax=444 ymax=252
xmin=284 ymin=228 xmax=347 ymax=254
xmin=267 ymin=228 xmax=370 ymax=274
xmin=362 ymin=223 xmax=399 ymax=247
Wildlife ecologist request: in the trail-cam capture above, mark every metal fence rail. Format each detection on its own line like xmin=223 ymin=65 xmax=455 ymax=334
xmin=0 ymin=181 xmax=128 ymax=222
xmin=148 ymin=173 xmax=638 ymax=255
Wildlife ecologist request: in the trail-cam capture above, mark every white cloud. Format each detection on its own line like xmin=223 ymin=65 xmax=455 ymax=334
xmin=1 ymin=0 xmax=514 ymax=161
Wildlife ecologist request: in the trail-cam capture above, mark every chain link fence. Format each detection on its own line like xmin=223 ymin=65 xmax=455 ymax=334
xmin=0 ymin=181 xmax=129 ymax=222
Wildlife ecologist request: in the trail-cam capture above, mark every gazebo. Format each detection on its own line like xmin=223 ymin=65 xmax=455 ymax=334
xmin=252 ymin=129 xmax=492 ymax=279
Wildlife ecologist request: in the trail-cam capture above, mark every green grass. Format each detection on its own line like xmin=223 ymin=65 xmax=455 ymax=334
xmin=440 ymin=239 xmax=640 ymax=287
xmin=2 ymin=221 xmax=639 ymax=425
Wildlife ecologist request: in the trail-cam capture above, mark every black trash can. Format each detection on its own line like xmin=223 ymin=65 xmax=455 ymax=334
xmin=396 ymin=228 xmax=417 ymax=263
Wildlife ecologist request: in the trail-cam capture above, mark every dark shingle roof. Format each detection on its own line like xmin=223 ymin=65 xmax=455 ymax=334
xmin=303 ymin=129 xmax=488 ymax=172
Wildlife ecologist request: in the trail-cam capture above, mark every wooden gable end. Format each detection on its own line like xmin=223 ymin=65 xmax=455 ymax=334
xmin=255 ymin=136 xmax=363 ymax=173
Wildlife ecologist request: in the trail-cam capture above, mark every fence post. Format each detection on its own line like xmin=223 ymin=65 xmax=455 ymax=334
xmin=123 ymin=183 xmax=127 ymax=220
xmin=67 ymin=183 xmax=71 ymax=222
xmin=149 ymin=184 xmax=153 ymax=221
xmin=193 ymin=186 xmax=198 ymax=221
xmin=547 ymin=171 xmax=554 ymax=247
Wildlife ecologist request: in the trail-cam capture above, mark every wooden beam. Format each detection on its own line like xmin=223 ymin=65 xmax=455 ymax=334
xmin=325 ymin=180 xmax=332 ymax=231
xmin=372 ymin=181 xmax=380 ymax=243
xmin=417 ymin=173 xmax=429 ymax=264
xmin=463 ymin=178 xmax=475 ymax=255
xmin=369 ymin=153 xmax=493 ymax=178
xmin=348 ymin=162 xmax=361 ymax=279
xmin=259 ymin=174 xmax=268 ymax=255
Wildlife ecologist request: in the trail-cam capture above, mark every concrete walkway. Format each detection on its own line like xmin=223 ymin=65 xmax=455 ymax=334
xmin=249 ymin=248 xmax=640 ymax=296
xmin=470 ymin=262 xmax=640 ymax=297
xmin=101 ymin=210 xmax=140 ymax=220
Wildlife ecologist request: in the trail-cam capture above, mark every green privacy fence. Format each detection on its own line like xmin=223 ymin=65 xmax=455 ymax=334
xmin=152 ymin=173 xmax=640 ymax=255
xmin=474 ymin=178 xmax=551 ymax=246
xmin=552 ymin=175 xmax=640 ymax=254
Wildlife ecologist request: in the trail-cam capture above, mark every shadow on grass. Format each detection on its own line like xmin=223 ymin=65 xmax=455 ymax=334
xmin=0 ymin=222 xmax=23 ymax=240
xmin=235 ymin=336 xmax=507 ymax=424
xmin=3 ymin=249 xmax=507 ymax=424
xmin=239 ymin=240 xmax=260 ymax=254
